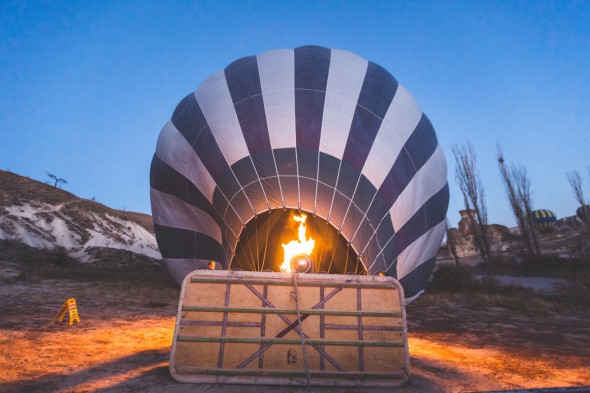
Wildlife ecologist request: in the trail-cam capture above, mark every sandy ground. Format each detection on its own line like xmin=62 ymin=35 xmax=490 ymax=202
xmin=1 ymin=266 xmax=589 ymax=393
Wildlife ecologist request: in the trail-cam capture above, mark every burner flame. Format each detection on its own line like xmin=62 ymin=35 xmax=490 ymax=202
xmin=280 ymin=213 xmax=315 ymax=273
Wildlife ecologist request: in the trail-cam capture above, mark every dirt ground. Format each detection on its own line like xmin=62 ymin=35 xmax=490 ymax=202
xmin=1 ymin=261 xmax=589 ymax=393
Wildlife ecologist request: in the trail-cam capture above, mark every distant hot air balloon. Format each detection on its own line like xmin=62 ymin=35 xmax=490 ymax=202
xmin=532 ymin=209 xmax=557 ymax=234
xmin=576 ymin=204 xmax=590 ymax=224
xmin=150 ymin=46 xmax=449 ymax=302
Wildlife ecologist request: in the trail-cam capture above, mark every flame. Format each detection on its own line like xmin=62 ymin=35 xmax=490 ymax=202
xmin=280 ymin=213 xmax=315 ymax=272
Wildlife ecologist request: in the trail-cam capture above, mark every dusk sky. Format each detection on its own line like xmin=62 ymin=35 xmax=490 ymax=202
xmin=1 ymin=0 xmax=589 ymax=227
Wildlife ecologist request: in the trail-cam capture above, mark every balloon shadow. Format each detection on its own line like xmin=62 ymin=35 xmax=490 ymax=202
xmin=0 ymin=348 xmax=171 ymax=393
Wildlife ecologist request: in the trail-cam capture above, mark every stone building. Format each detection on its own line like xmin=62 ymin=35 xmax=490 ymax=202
xmin=447 ymin=209 xmax=515 ymax=259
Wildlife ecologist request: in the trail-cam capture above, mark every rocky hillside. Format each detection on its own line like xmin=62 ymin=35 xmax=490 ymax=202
xmin=439 ymin=208 xmax=589 ymax=263
xmin=0 ymin=170 xmax=161 ymax=269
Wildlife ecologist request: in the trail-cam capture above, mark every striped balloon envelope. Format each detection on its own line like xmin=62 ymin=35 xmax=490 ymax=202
xmin=532 ymin=209 xmax=557 ymax=234
xmin=150 ymin=46 xmax=449 ymax=302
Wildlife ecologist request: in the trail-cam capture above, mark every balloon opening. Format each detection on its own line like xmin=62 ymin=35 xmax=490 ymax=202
xmin=230 ymin=209 xmax=364 ymax=274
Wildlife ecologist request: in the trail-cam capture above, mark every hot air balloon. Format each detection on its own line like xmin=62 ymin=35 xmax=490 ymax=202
xmin=150 ymin=46 xmax=449 ymax=302
xmin=532 ymin=209 xmax=557 ymax=234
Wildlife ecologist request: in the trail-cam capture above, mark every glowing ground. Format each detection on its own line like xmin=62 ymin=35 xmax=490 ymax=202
xmin=1 ymin=270 xmax=589 ymax=392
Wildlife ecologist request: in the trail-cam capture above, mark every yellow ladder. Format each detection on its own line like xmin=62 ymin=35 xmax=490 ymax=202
xmin=51 ymin=298 xmax=80 ymax=326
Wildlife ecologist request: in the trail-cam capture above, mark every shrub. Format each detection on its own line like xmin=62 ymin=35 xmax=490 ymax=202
xmin=522 ymin=254 xmax=567 ymax=272
xmin=567 ymin=234 xmax=590 ymax=263
xmin=477 ymin=275 xmax=502 ymax=293
xmin=428 ymin=264 xmax=528 ymax=295
xmin=553 ymin=271 xmax=590 ymax=305
xmin=429 ymin=264 xmax=476 ymax=292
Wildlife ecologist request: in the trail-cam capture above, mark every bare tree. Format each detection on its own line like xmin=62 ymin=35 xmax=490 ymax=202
xmin=498 ymin=147 xmax=532 ymax=254
xmin=567 ymin=170 xmax=585 ymax=208
xmin=568 ymin=170 xmax=589 ymax=225
xmin=47 ymin=172 xmax=68 ymax=188
xmin=513 ymin=165 xmax=540 ymax=255
xmin=497 ymin=146 xmax=539 ymax=256
xmin=453 ymin=141 xmax=491 ymax=262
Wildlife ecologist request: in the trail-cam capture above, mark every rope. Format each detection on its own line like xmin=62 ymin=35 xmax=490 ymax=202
xmin=292 ymin=273 xmax=312 ymax=392
xmin=244 ymin=225 xmax=257 ymax=271
xmin=255 ymin=217 xmax=260 ymax=271
xmin=326 ymin=228 xmax=338 ymax=274
xmin=234 ymin=238 xmax=249 ymax=271
xmin=343 ymin=243 xmax=350 ymax=274
xmin=317 ymin=220 xmax=328 ymax=273
xmin=261 ymin=210 xmax=271 ymax=271
xmin=236 ymin=237 xmax=254 ymax=271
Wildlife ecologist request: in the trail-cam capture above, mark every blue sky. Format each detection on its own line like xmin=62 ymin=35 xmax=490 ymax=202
xmin=1 ymin=0 xmax=589 ymax=227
